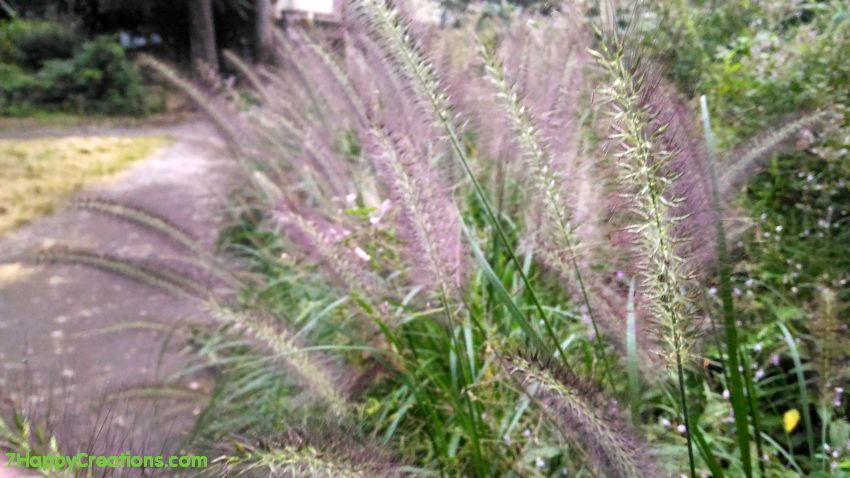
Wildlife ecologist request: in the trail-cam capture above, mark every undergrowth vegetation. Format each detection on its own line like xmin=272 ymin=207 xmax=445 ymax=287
xmin=3 ymin=0 xmax=848 ymax=477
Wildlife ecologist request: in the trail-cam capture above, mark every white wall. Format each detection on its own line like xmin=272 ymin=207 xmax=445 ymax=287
xmin=273 ymin=0 xmax=335 ymax=16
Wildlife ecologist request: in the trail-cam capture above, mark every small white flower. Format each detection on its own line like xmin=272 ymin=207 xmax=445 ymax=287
xmin=661 ymin=417 xmax=672 ymax=428
xmin=345 ymin=193 xmax=357 ymax=203
xmin=354 ymin=247 xmax=371 ymax=261
xmin=535 ymin=456 xmax=545 ymax=468
xmin=753 ymin=342 xmax=763 ymax=353
xmin=523 ymin=429 xmax=532 ymax=438
xmin=722 ymin=389 xmax=730 ymax=400
xmin=708 ymin=287 xmax=717 ymax=296
xmin=677 ymin=424 xmax=687 ymax=434
xmin=754 ymin=369 xmax=765 ymax=381
xmin=791 ymin=286 xmax=799 ymax=295
xmin=369 ymin=199 xmax=392 ymax=225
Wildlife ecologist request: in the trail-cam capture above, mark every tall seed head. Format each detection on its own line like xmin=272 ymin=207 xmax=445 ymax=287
xmin=504 ymin=354 xmax=660 ymax=478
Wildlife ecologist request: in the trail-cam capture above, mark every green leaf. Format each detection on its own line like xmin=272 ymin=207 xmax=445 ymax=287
xmin=462 ymin=222 xmax=548 ymax=355
xmin=701 ymin=95 xmax=753 ymax=478
xmin=779 ymin=322 xmax=815 ymax=462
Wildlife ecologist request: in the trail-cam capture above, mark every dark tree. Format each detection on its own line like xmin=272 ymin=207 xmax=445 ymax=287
xmin=188 ymin=0 xmax=218 ymax=72
xmin=254 ymin=0 xmax=273 ymax=63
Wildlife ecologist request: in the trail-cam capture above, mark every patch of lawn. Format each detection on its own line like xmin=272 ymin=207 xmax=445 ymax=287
xmin=0 ymin=135 xmax=169 ymax=235
xmin=0 ymin=112 xmax=188 ymax=134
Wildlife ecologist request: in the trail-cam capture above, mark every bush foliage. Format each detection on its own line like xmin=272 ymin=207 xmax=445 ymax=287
xmin=0 ymin=19 xmax=152 ymax=115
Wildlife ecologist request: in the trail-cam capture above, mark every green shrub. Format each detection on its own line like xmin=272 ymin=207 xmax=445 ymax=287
xmin=37 ymin=37 xmax=147 ymax=115
xmin=0 ymin=63 xmax=37 ymax=112
xmin=0 ymin=36 xmax=152 ymax=116
xmin=648 ymin=0 xmax=850 ymax=142
xmin=0 ymin=19 xmax=81 ymax=69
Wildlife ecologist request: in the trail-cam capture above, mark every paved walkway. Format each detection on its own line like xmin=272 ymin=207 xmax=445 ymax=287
xmin=0 ymin=121 xmax=234 ymax=472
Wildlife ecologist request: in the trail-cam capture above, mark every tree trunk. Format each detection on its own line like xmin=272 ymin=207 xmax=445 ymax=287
xmin=255 ymin=0 xmax=274 ymax=63
xmin=188 ymin=0 xmax=218 ymax=74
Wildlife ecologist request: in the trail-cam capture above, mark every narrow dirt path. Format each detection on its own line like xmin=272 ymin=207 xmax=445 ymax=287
xmin=0 ymin=121 xmax=235 ymax=473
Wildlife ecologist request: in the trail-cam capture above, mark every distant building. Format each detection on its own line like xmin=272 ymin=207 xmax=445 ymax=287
xmin=271 ymin=0 xmax=441 ymax=25
xmin=273 ymin=0 xmax=344 ymax=24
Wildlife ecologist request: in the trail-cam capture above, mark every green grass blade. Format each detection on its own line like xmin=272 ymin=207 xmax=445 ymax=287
xmin=701 ymin=95 xmax=753 ymax=477
xmin=779 ymin=322 xmax=815 ymax=461
xmin=739 ymin=348 xmax=767 ymax=476
xmin=463 ymin=222 xmax=548 ymax=354
xmin=759 ymin=431 xmax=804 ymax=475
xmin=691 ymin=425 xmax=726 ymax=478
xmin=626 ymin=277 xmax=641 ymax=422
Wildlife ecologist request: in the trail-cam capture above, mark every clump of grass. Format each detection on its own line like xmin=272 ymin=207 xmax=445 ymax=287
xmin=212 ymin=426 xmax=407 ymax=478
xmin=210 ymin=307 xmax=349 ymax=416
xmin=503 ymin=354 xmax=660 ymax=478
xmin=363 ymin=125 xmax=465 ymax=297
xmin=593 ymin=35 xmax=701 ymax=474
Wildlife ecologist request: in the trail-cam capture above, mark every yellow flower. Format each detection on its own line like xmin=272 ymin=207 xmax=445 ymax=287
xmin=783 ymin=409 xmax=801 ymax=433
